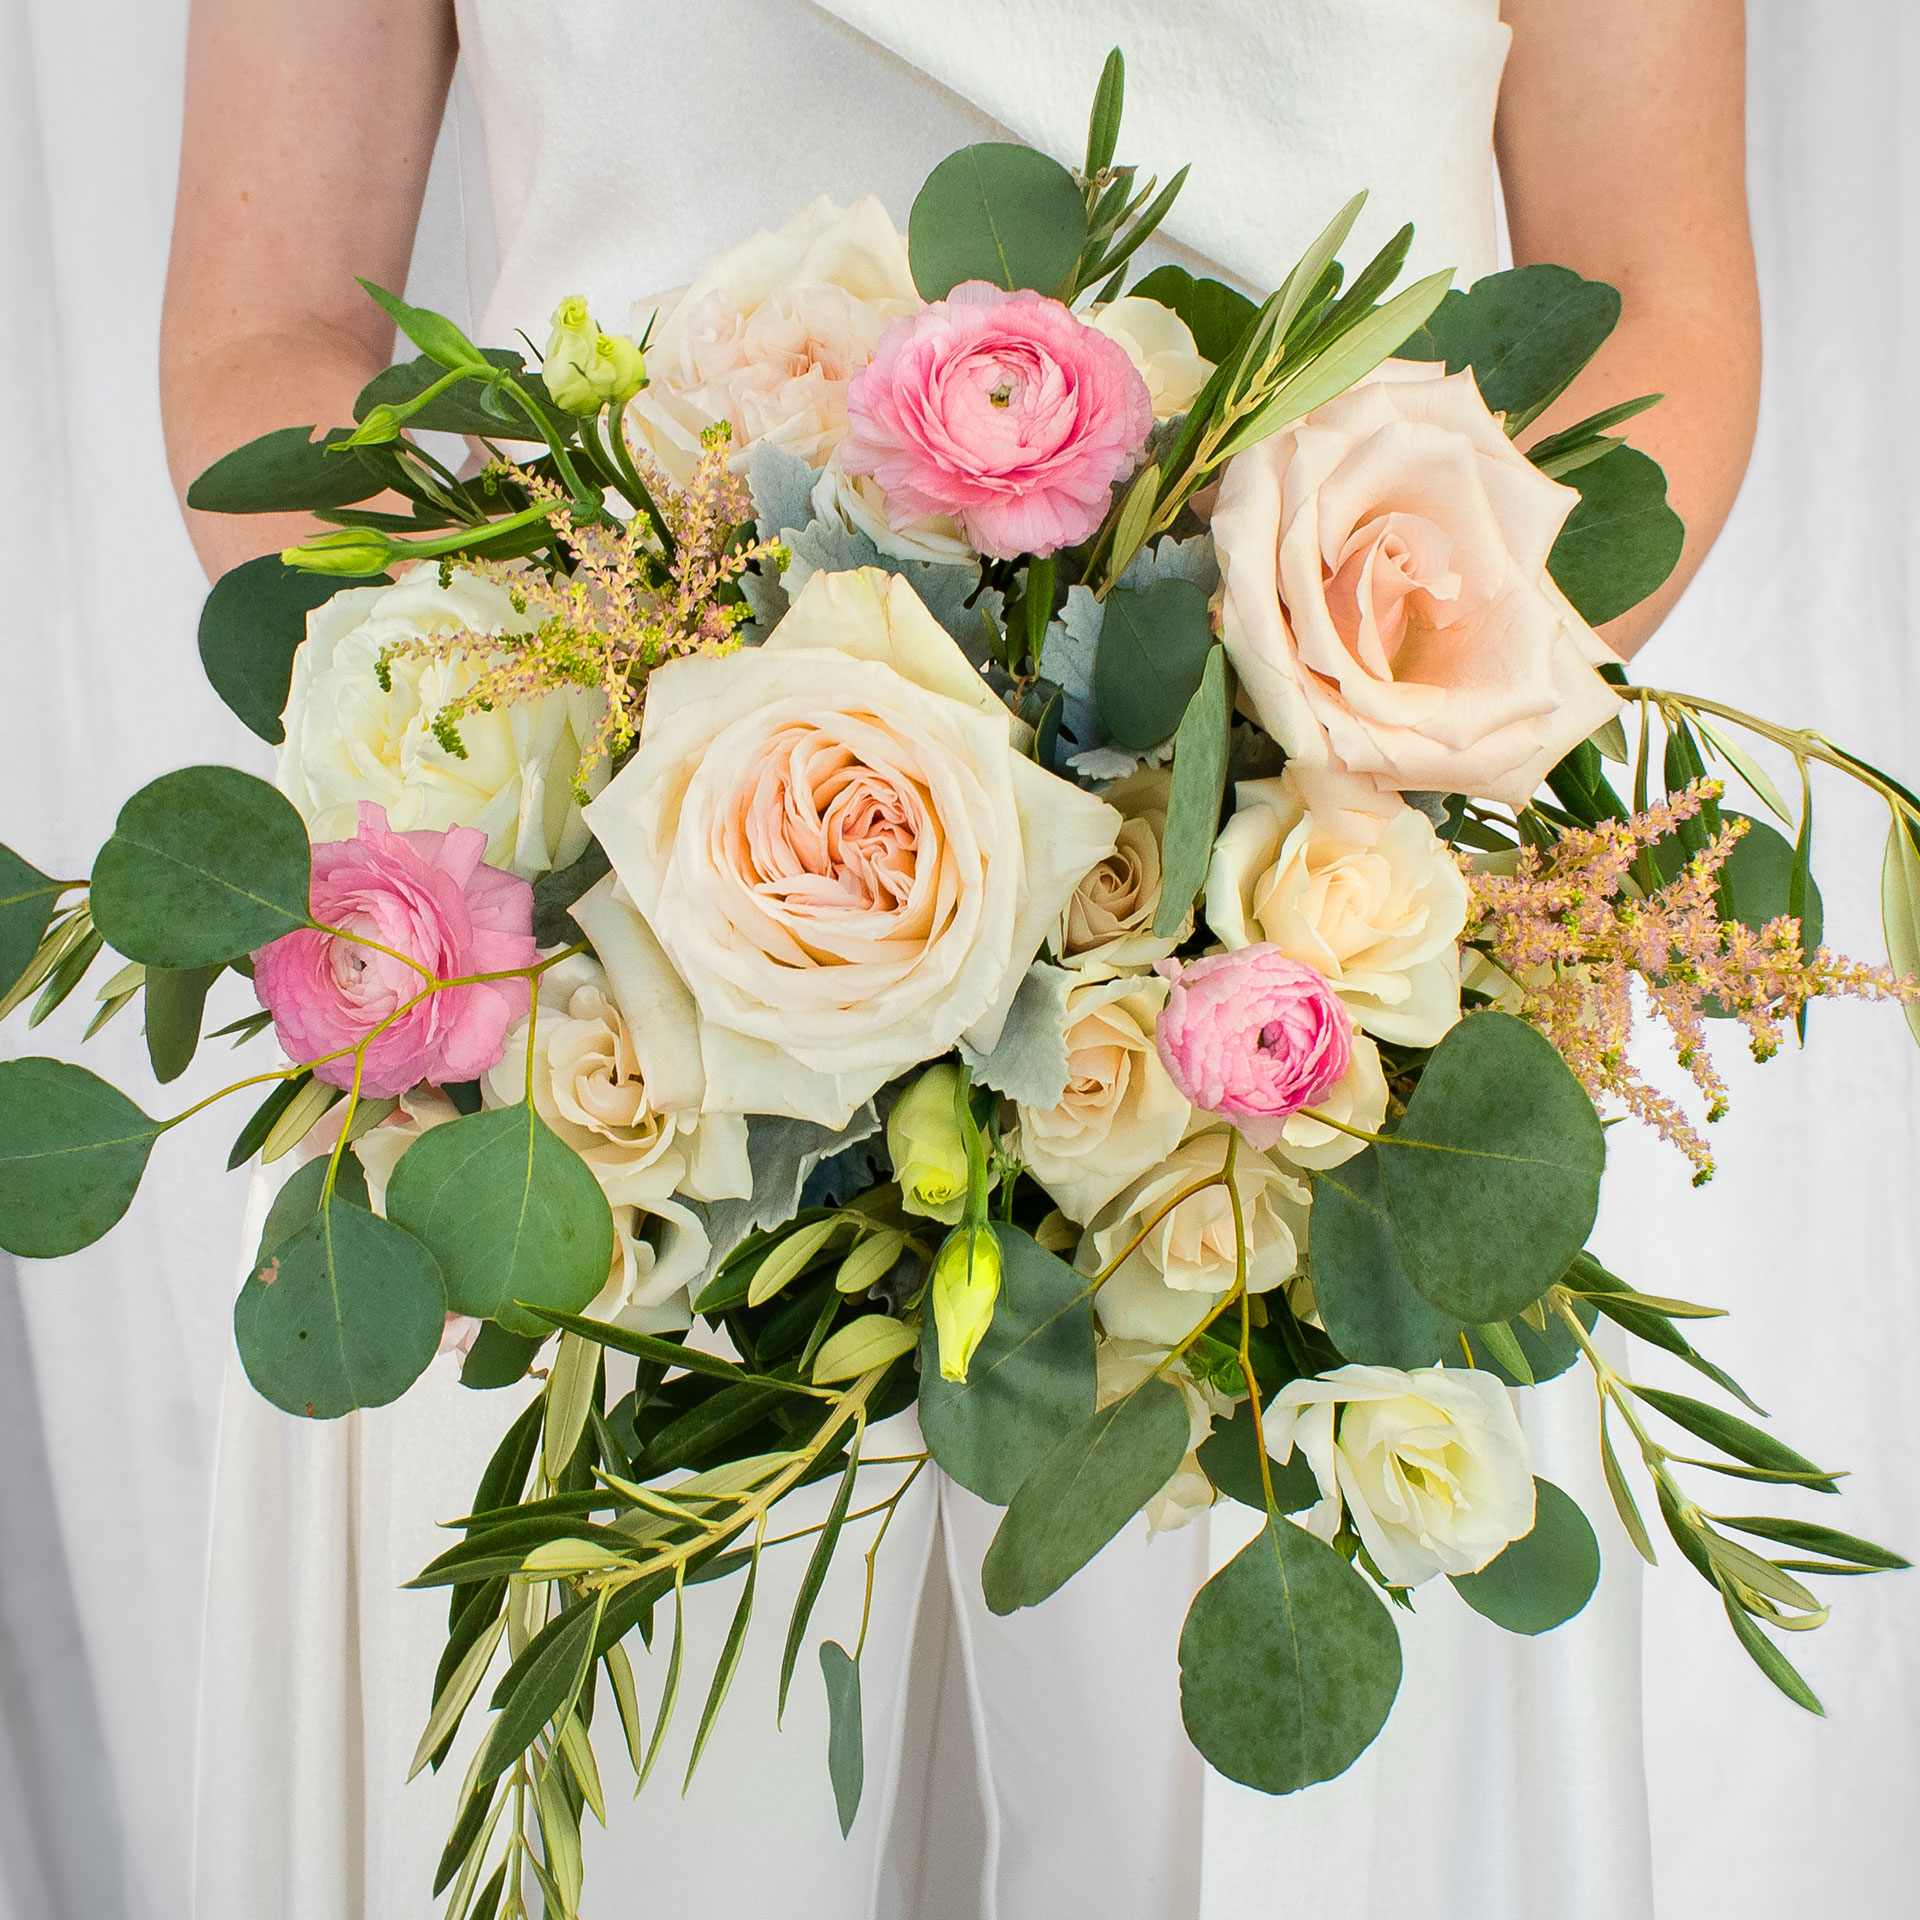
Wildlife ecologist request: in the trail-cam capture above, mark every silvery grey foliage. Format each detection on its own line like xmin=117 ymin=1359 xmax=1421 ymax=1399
xmin=956 ymin=961 xmax=1079 ymax=1111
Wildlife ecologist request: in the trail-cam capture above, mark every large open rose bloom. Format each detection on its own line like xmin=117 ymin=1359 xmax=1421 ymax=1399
xmin=581 ymin=568 xmax=1120 ymax=1127
xmin=1265 ymin=1363 xmax=1537 ymax=1586
xmin=624 ymin=196 xmax=920 ymax=483
xmin=841 ymin=281 xmax=1153 ymax=558
xmin=1213 ymin=360 xmax=1623 ymax=809
xmin=280 ymin=570 xmax=606 ymax=880
xmin=254 ymin=804 xmax=536 ymax=1098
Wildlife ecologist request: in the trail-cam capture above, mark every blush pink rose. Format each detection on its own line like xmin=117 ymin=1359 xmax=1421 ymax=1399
xmin=840 ymin=281 xmax=1153 ymax=559
xmin=1153 ymin=947 xmax=1353 ymax=1149
xmin=254 ymin=803 xmax=537 ymax=1099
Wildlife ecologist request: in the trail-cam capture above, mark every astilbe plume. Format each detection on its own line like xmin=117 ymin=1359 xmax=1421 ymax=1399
xmin=1465 ymin=781 xmax=1918 ymax=1181
xmin=379 ymin=424 xmax=781 ymax=792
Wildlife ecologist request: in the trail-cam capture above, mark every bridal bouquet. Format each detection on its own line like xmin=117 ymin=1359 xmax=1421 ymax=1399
xmin=4 ymin=51 xmax=1915 ymax=1916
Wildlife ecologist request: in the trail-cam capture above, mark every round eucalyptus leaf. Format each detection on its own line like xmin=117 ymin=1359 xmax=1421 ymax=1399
xmin=1449 ymin=1477 xmax=1600 ymax=1635
xmin=982 ymin=1375 xmax=1192 ymax=1613
xmin=1179 ymin=1517 xmax=1403 ymax=1793
xmin=1547 ymin=443 xmax=1685 ymax=628
xmin=0 ymin=844 xmax=66 ymax=998
xmin=1381 ymin=1012 xmax=1604 ymax=1325
xmin=917 ymin=1224 xmax=1096 ymax=1504
xmin=234 ymin=1198 xmax=445 ymax=1418
xmin=1092 ymin=579 xmax=1215 ymax=750
xmin=1196 ymin=1395 xmax=1323 ymax=1514
xmin=0 ymin=1058 xmax=162 ymax=1258
xmin=909 ymin=143 xmax=1088 ymax=302
xmin=90 ymin=766 xmax=311 ymax=968
xmin=383 ymin=1105 xmax=616 ymax=1336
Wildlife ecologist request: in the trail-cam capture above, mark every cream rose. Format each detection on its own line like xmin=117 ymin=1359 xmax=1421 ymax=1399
xmin=1213 ymin=361 xmax=1623 ymax=809
xmin=1089 ymin=297 xmax=1214 ymax=419
xmin=580 ymin=568 xmax=1120 ymax=1128
xmin=810 ymin=451 xmax=974 ymax=567
xmin=1079 ymin=1128 xmax=1308 ymax=1346
xmin=1268 ymin=1031 xmax=1389 ymax=1173
xmin=1206 ymin=763 xmax=1467 ymax=1047
xmin=1096 ymin=1338 xmax=1236 ymax=1533
xmin=1266 ymin=1363 xmax=1536 ymax=1586
xmin=279 ymin=570 xmax=607 ymax=880
xmin=1016 ymin=971 xmax=1191 ymax=1224
xmin=625 ymin=196 xmax=921 ymax=484
xmin=1053 ymin=767 xmax=1187 ymax=970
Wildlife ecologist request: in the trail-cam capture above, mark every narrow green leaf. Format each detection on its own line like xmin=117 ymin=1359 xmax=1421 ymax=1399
xmin=1474 ymin=1319 xmax=1535 ymax=1386
xmin=1102 ymin=461 xmax=1161 ymax=585
xmin=812 ymin=1314 xmax=917 ymax=1384
xmin=1718 ymin=1584 xmax=1824 ymax=1714
xmin=356 ymin=278 xmax=490 ymax=373
xmin=1152 ymin=647 xmax=1231 ymax=937
xmin=747 ymin=1216 xmax=844 ymax=1310
xmin=478 ymin=1597 xmax=599 ymax=1784
xmin=1691 ymin=716 xmax=1792 ymax=827
xmin=603 ymin=1641 xmax=647 ymax=1782
xmin=780 ymin=1428 xmax=863 ymax=1723
xmin=542 ymin=1331 xmax=601 ymax=1484
xmin=683 ymin=1539 xmax=759 ymax=1790
xmin=1881 ymin=808 xmax=1920 ymax=1047
xmin=227 ymin=1072 xmax=307 ymax=1170
xmin=410 ymin=1611 xmax=507 ymax=1781
xmin=1712 ymin=1514 xmax=1910 ymax=1571
xmin=1083 ymin=47 xmax=1125 ymax=177
xmin=27 ymin=926 xmax=101 ymax=1027
xmin=1628 ymin=1384 xmax=1836 ymax=1488
xmin=259 ymin=1074 xmax=341 ymax=1163
xmin=635 ymin=1574 xmax=686 ymax=1795
xmin=519 ymin=1308 xmax=752 ymax=1385
xmin=819 ymin=1640 xmax=865 ymax=1836
xmin=1600 ymin=1412 xmax=1657 ymax=1564
xmin=1524 ymin=393 xmax=1663 ymax=470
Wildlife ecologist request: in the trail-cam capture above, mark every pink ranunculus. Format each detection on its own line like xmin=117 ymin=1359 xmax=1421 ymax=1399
xmin=254 ymin=803 xmax=538 ymax=1100
xmin=840 ymin=280 xmax=1153 ymax=559
xmin=1152 ymin=947 xmax=1354 ymax=1149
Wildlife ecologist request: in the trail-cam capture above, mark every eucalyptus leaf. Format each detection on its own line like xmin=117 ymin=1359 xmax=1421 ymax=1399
xmin=909 ymin=143 xmax=1088 ymax=302
xmin=1153 ymin=647 xmax=1231 ymax=937
xmin=918 ymin=1225 xmax=1096 ymax=1504
xmin=1546 ymin=444 xmax=1685 ymax=628
xmin=1449 ymin=1478 xmax=1600 ymax=1635
xmin=1379 ymin=1012 xmax=1604 ymax=1324
xmin=981 ymin=1376 xmax=1192 ymax=1613
xmin=144 ymin=964 xmax=221 ymax=1084
xmin=1195 ymin=1395 xmax=1322 ymax=1514
xmin=90 ymin=766 xmax=311 ymax=968
xmin=819 ymin=1640 xmax=865 ymax=1837
xmin=355 ymin=349 xmax=566 ymax=441
xmin=461 ymin=1322 xmax=545 ymax=1390
xmin=0 ymin=845 xmax=67 ymax=999
xmin=1093 ymin=578 xmax=1214 ymax=751
xmin=198 ymin=556 xmax=390 ymax=745
xmin=0 ymin=1058 xmax=164 ymax=1257
xmin=1178 ymin=1517 xmax=1403 ymax=1793
xmin=385 ymin=1106 xmax=614 ymax=1337
xmin=1127 ymin=265 xmax=1257 ymax=366
xmin=233 ymin=1196 xmax=445 ymax=1418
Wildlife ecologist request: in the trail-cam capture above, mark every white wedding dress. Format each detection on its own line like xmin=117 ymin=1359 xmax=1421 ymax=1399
xmin=194 ymin=5 xmax=1656 ymax=1916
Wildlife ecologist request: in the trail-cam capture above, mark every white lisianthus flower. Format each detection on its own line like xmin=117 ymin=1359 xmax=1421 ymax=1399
xmin=810 ymin=451 xmax=975 ymax=566
xmin=1088 ymin=296 xmax=1214 ymax=419
xmin=1016 ymin=971 xmax=1190 ymax=1224
xmin=1053 ymin=767 xmax=1188 ymax=970
xmin=580 ymin=568 xmax=1120 ymax=1128
xmin=1206 ymin=763 xmax=1468 ymax=1047
xmin=626 ymin=196 xmax=921 ymax=483
xmin=1265 ymin=1363 xmax=1537 ymax=1586
xmin=1096 ymin=1337 xmax=1236 ymax=1533
xmin=542 ymin=296 xmax=645 ymax=414
xmin=1078 ymin=1128 xmax=1308 ymax=1346
xmin=279 ymin=569 xmax=607 ymax=880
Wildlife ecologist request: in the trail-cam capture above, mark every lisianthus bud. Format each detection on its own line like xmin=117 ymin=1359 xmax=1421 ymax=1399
xmin=281 ymin=527 xmax=396 ymax=576
xmin=888 ymin=1063 xmax=970 ymax=1224
xmin=930 ymin=1225 xmax=1001 ymax=1383
xmin=543 ymin=295 xmax=647 ymax=414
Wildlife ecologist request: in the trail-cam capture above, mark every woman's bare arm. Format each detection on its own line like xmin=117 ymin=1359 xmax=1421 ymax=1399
xmin=159 ymin=0 xmax=457 ymax=582
xmin=1497 ymin=0 xmax=1760 ymax=658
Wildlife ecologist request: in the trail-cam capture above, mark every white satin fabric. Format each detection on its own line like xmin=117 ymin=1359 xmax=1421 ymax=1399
xmin=3 ymin=2 xmax=1915 ymax=1917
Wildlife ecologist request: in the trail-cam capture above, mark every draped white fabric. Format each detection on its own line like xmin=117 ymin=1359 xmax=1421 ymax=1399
xmin=0 ymin=3 xmax=1914 ymax=1914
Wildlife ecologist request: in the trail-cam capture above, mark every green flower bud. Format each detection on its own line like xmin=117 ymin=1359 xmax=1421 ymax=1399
xmin=341 ymin=403 xmax=404 ymax=446
xmin=542 ymin=295 xmax=647 ymax=414
xmin=930 ymin=1225 xmax=1001 ymax=1384
xmin=888 ymin=1063 xmax=970 ymax=1224
xmin=280 ymin=527 xmax=395 ymax=575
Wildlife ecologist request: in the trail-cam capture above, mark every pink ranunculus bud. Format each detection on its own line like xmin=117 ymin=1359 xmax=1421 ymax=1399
xmin=254 ymin=802 xmax=538 ymax=1100
xmin=840 ymin=280 xmax=1154 ymax=560
xmin=1152 ymin=946 xmax=1355 ymax=1149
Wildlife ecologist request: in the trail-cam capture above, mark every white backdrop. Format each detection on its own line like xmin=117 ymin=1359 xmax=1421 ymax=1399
xmin=0 ymin=5 xmax=1914 ymax=1915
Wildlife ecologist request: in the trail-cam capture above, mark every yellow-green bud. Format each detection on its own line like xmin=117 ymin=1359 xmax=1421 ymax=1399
xmin=280 ymin=527 xmax=394 ymax=576
xmin=542 ymin=295 xmax=647 ymax=414
xmin=930 ymin=1225 xmax=1001 ymax=1383
xmin=888 ymin=1063 xmax=970 ymax=1225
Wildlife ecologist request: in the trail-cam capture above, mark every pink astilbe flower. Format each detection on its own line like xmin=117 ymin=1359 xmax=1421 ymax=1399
xmin=377 ymin=426 xmax=781 ymax=790
xmin=1465 ymin=781 xmax=1918 ymax=1179
xmin=841 ymin=281 xmax=1153 ymax=558
xmin=254 ymin=804 xmax=537 ymax=1098
xmin=1153 ymin=946 xmax=1354 ymax=1149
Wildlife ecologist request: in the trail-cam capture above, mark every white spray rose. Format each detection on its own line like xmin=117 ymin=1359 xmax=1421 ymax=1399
xmin=580 ymin=568 xmax=1119 ymax=1128
xmin=279 ymin=570 xmax=606 ymax=880
xmin=1265 ymin=1363 xmax=1537 ymax=1586
xmin=1079 ymin=1128 xmax=1308 ymax=1346
xmin=1089 ymin=297 xmax=1214 ymax=419
xmin=626 ymin=196 xmax=921 ymax=484
xmin=810 ymin=451 xmax=974 ymax=566
xmin=1016 ymin=971 xmax=1190 ymax=1224
xmin=1096 ymin=1337 xmax=1236 ymax=1533
xmin=1053 ymin=767 xmax=1188 ymax=970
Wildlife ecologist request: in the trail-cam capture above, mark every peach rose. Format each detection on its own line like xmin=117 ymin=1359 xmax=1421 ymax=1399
xmin=625 ymin=196 xmax=921 ymax=484
xmin=1212 ymin=361 xmax=1623 ymax=809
